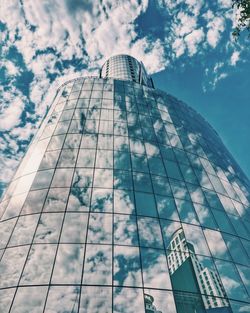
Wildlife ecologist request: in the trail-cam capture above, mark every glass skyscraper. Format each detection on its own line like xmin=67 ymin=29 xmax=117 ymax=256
xmin=0 ymin=54 xmax=250 ymax=313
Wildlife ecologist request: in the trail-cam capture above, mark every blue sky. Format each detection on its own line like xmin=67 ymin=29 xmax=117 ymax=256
xmin=0 ymin=0 xmax=249 ymax=197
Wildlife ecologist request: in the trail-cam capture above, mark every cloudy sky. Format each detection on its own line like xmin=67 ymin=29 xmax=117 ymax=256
xmin=0 ymin=0 xmax=250 ymax=197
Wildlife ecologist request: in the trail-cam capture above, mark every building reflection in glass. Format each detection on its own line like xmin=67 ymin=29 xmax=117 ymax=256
xmin=167 ymin=228 xmax=231 ymax=313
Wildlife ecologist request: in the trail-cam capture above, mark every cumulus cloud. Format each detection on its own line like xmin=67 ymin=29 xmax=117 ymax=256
xmin=230 ymin=51 xmax=240 ymax=66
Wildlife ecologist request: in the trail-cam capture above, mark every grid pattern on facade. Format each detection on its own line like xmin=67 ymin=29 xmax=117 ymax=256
xmin=0 ymin=75 xmax=250 ymax=313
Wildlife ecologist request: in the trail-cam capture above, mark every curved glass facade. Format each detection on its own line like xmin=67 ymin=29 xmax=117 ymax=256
xmin=0 ymin=55 xmax=250 ymax=313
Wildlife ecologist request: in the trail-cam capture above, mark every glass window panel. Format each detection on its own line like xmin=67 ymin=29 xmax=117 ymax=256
xmin=54 ymin=120 xmax=70 ymax=135
xmin=34 ymin=213 xmax=64 ymax=243
xmin=9 ymin=214 xmax=39 ymax=247
xmin=229 ymin=214 xmax=249 ymax=239
xmin=230 ymin=300 xmax=250 ymax=313
xmin=57 ymin=149 xmax=78 ymax=167
xmin=160 ymin=220 xmax=183 ymax=250
xmin=144 ymin=289 xmax=177 ymax=313
xmin=51 ymin=168 xmax=74 ymax=188
xmin=175 ymin=199 xmax=199 ymax=225
xmin=194 ymin=168 xmax=214 ymax=189
xmin=87 ymin=213 xmax=112 ymax=244
xmin=83 ymin=244 xmax=112 ymax=285
xmin=77 ymin=98 xmax=89 ymax=108
xmin=114 ymin=190 xmax=135 ymax=215
xmin=133 ymin=172 xmax=152 ymax=193
xmin=31 ymin=169 xmax=54 ymax=190
xmin=21 ymin=189 xmax=48 ymax=215
xmin=182 ymin=224 xmax=210 ymax=256
xmin=97 ymin=134 xmax=113 ymax=150
xmin=131 ymin=153 xmax=149 ymax=173
xmin=193 ymin=203 xmax=217 ymax=229
xmin=10 ymin=286 xmax=48 ymax=313
xmin=135 ymin=191 xmax=157 ymax=217
xmin=0 ymin=288 xmax=16 ymax=313
xmin=59 ymin=109 xmax=74 ymax=121
xmin=72 ymin=168 xmax=93 ymax=189
xmin=73 ymin=108 xmax=87 ymax=121
xmin=47 ymin=135 xmax=65 ymax=151
xmin=43 ymin=187 xmax=69 ymax=212
xmin=141 ymin=248 xmax=171 ymax=289
xmin=237 ymin=264 xmax=250 ymax=295
xmin=21 ymin=244 xmax=57 ymax=285
xmin=204 ymin=229 xmax=231 ymax=260
xmin=151 ymin=175 xmax=172 ymax=196
xmin=80 ymin=134 xmax=97 ymax=149
xmin=179 ymin=163 xmax=198 ymax=184
xmin=69 ymin=119 xmax=85 ymax=133
xmin=39 ymin=150 xmax=60 ymax=170
xmin=114 ymin=151 xmax=131 ymax=170
xmin=138 ymin=217 xmax=164 ymax=249
xmin=203 ymin=188 xmax=224 ymax=210
xmin=130 ymin=139 xmax=145 ymax=155
xmin=93 ymin=169 xmax=113 ymax=188
xmin=212 ymin=208 xmax=235 ymax=233
xmin=114 ymin=245 xmax=142 ymax=287
xmin=165 ymin=160 xmax=183 ymax=180
xmin=223 ymin=233 xmax=249 ymax=266
xmin=170 ymin=179 xmax=191 ymax=201
xmin=76 ymin=149 xmax=96 ymax=167
xmin=60 ymin=212 xmax=88 ymax=243
xmin=145 ymin=142 xmax=160 ymax=157
xmin=215 ymin=259 xmax=249 ymax=302
xmin=63 ymin=134 xmax=81 ymax=149
xmin=114 ymin=135 xmax=129 ymax=152
xmin=208 ymin=174 xmax=227 ymax=194
xmin=148 ymin=157 xmax=166 ymax=176
xmin=160 ymin=145 xmax=175 ymax=161
xmin=114 ymin=170 xmax=132 ymax=190
xmin=114 ymin=214 xmax=138 ymax=246
xmin=186 ymin=184 xmax=207 ymax=205
xmin=113 ymin=287 xmax=144 ymax=313
xmin=156 ymin=195 xmax=179 ymax=221
xmin=91 ymin=188 xmax=113 ymax=212
xmin=218 ymin=194 xmax=239 ymax=215
xmin=0 ymin=246 xmax=29 ymax=288
xmin=79 ymin=286 xmax=112 ymax=313
xmin=0 ymin=218 xmax=17 ymax=249
xmin=2 ymin=192 xmax=28 ymax=220
xmin=95 ymin=149 xmax=113 ymax=168
xmin=52 ymin=244 xmax=84 ymax=284
xmin=67 ymin=187 xmax=90 ymax=212
xmin=87 ymin=108 xmax=101 ymax=121
xmin=45 ymin=286 xmax=79 ymax=313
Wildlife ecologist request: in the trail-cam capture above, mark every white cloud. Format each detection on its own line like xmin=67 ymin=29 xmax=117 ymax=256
xmin=230 ymin=51 xmax=240 ymax=66
xmin=206 ymin=16 xmax=225 ymax=48
xmin=3 ymin=60 xmax=20 ymax=76
xmin=185 ymin=28 xmax=205 ymax=56
xmin=0 ymin=88 xmax=26 ymax=131
xmin=218 ymin=0 xmax=232 ymax=9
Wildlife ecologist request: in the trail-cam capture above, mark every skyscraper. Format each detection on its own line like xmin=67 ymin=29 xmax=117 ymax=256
xmin=0 ymin=54 xmax=250 ymax=313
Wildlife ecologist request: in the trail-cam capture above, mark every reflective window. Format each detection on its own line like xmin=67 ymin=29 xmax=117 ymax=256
xmin=21 ymin=244 xmax=57 ymax=284
xmin=52 ymin=244 xmax=84 ymax=284
xmin=83 ymin=244 xmax=112 ymax=285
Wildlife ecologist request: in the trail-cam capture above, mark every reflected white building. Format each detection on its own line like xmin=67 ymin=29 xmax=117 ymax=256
xmin=167 ymin=228 xmax=229 ymax=311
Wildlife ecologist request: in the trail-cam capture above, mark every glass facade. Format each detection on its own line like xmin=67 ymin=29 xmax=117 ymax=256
xmin=0 ymin=55 xmax=250 ymax=313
